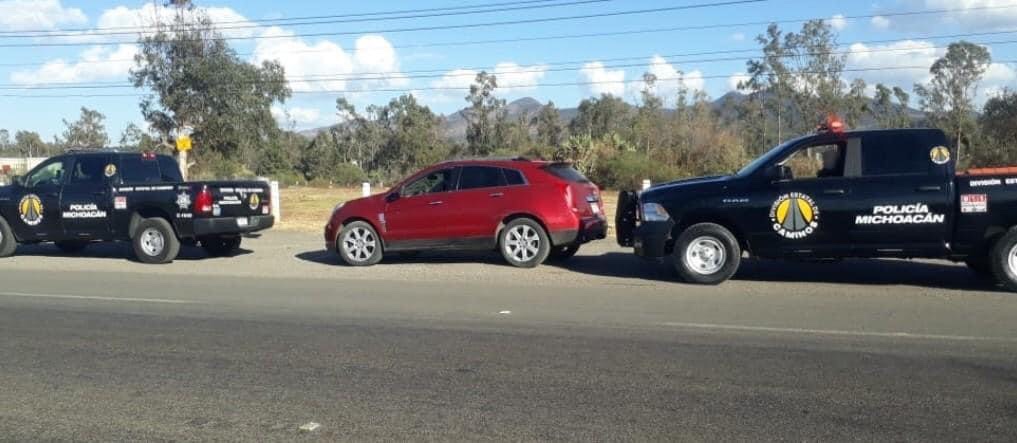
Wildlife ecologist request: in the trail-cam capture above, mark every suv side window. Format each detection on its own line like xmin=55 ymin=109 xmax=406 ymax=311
xmin=458 ymin=166 xmax=507 ymax=190
xmin=402 ymin=168 xmax=457 ymax=197
xmin=120 ymin=155 xmax=162 ymax=184
xmin=69 ymin=156 xmax=110 ymax=185
xmin=24 ymin=158 xmax=67 ymax=188
xmin=861 ymin=133 xmax=934 ymax=176
xmin=502 ymin=168 xmax=526 ymax=186
xmin=781 ymin=142 xmax=847 ymax=180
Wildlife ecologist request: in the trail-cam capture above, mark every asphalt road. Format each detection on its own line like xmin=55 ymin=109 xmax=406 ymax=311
xmin=0 ymin=232 xmax=1016 ymax=441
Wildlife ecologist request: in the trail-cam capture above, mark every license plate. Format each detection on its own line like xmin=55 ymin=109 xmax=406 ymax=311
xmin=236 ymin=217 xmax=249 ymax=227
xmin=590 ymin=203 xmax=601 ymax=214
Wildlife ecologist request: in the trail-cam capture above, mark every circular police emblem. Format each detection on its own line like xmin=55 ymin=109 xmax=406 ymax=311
xmin=770 ymin=192 xmax=819 ymax=240
xmin=18 ymin=194 xmax=44 ymax=226
xmin=248 ymin=193 xmax=260 ymax=210
xmin=104 ymin=163 xmax=117 ymax=177
xmin=930 ymin=146 xmax=951 ymax=165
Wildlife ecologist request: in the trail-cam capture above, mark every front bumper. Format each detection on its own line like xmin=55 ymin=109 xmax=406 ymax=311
xmin=550 ymin=216 xmax=608 ymax=246
xmin=633 ymin=220 xmax=674 ymax=258
xmin=193 ymin=215 xmax=275 ymax=237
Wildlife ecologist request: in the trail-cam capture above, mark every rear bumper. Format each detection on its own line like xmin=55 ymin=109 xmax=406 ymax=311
xmin=551 ymin=215 xmax=608 ymax=246
xmin=633 ymin=220 xmax=674 ymax=258
xmin=193 ymin=215 xmax=274 ymax=237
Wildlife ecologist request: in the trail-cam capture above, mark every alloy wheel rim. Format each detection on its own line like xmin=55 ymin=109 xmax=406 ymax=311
xmin=685 ymin=236 xmax=726 ymax=275
xmin=1009 ymin=244 xmax=1017 ymax=276
xmin=343 ymin=227 xmax=377 ymax=262
xmin=505 ymin=225 xmax=540 ymax=262
xmin=140 ymin=228 xmax=165 ymax=257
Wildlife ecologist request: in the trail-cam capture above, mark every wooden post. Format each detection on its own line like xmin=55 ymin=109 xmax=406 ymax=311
xmin=178 ymin=149 xmax=188 ymax=181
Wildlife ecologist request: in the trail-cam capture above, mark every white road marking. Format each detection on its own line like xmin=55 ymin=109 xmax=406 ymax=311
xmin=299 ymin=422 xmax=321 ymax=432
xmin=660 ymin=321 xmax=1017 ymax=343
xmin=0 ymin=292 xmax=196 ymax=304
xmin=499 ymin=310 xmax=512 ymax=315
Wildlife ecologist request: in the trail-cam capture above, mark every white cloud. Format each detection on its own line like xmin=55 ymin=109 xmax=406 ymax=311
xmin=272 ymin=106 xmax=323 ymax=127
xmin=829 ymin=14 xmax=848 ymax=31
xmin=895 ymin=0 xmax=1017 ymax=31
xmin=728 ymin=72 xmax=752 ymax=91
xmin=492 ymin=62 xmax=548 ymax=90
xmin=0 ymin=0 xmax=85 ymax=31
xmin=871 ymin=15 xmax=891 ymax=29
xmin=580 ymin=61 xmax=626 ymax=96
xmin=846 ymin=40 xmax=940 ymax=91
xmin=731 ymin=32 xmax=746 ymax=41
xmin=424 ymin=63 xmax=547 ymax=103
xmin=253 ymin=27 xmax=406 ymax=93
xmin=95 ymin=3 xmax=255 ymax=38
xmin=629 ymin=56 xmax=705 ymax=100
xmin=10 ymin=44 xmax=138 ymax=85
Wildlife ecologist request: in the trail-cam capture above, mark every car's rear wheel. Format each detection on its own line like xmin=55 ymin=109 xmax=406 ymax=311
xmin=548 ymin=244 xmax=580 ymax=261
xmin=499 ymin=218 xmax=550 ymax=268
xmin=673 ymin=223 xmax=741 ymax=285
xmin=990 ymin=229 xmax=1017 ymax=292
xmin=132 ymin=217 xmax=180 ymax=264
xmin=202 ymin=236 xmax=242 ymax=257
xmin=54 ymin=240 xmax=89 ymax=254
xmin=0 ymin=216 xmax=17 ymax=258
xmin=338 ymin=221 xmax=383 ymax=266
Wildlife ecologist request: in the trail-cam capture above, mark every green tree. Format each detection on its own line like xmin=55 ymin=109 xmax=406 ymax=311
xmin=533 ymin=101 xmax=564 ymax=149
xmin=375 ymin=94 xmax=450 ymax=177
xmin=465 ymin=71 xmax=506 ymax=155
xmin=130 ymin=1 xmax=290 ymax=175
xmin=14 ymin=131 xmax=47 ymax=157
xmin=914 ymin=41 xmax=991 ymax=165
xmin=0 ymin=129 xmax=11 ymax=154
xmin=973 ymin=89 xmax=1017 ymax=167
xmin=60 ymin=107 xmax=109 ymax=148
xmin=872 ymin=84 xmax=912 ymax=129
xmin=569 ymin=94 xmax=632 ymax=140
xmin=844 ymin=79 xmax=869 ymax=128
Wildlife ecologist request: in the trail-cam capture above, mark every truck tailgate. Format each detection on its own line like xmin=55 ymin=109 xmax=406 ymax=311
xmin=206 ymin=182 xmax=272 ymax=218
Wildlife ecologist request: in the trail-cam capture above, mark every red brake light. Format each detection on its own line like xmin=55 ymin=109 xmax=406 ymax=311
xmin=818 ymin=114 xmax=845 ymax=133
xmin=195 ymin=186 xmax=213 ymax=215
xmin=141 ymin=151 xmax=157 ymax=160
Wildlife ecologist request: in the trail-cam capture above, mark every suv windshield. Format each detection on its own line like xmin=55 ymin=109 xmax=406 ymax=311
xmin=543 ymin=163 xmax=590 ymax=183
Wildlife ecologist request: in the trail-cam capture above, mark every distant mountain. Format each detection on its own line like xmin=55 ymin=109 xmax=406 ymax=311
xmin=298 ymin=93 xmax=926 ymax=142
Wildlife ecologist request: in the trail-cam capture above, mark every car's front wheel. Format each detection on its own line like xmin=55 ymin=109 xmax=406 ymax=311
xmin=338 ymin=221 xmax=383 ymax=266
xmin=990 ymin=228 xmax=1017 ymax=292
xmin=132 ymin=217 xmax=180 ymax=264
xmin=499 ymin=218 xmax=551 ymax=268
xmin=673 ymin=223 xmax=741 ymax=285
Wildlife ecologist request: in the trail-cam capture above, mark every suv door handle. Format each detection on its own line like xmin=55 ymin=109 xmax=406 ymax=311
xmin=428 ymin=201 xmax=443 ymax=206
xmin=916 ymin=185 xmax=942 ymax=192
xmin=823 ymin=189 xmax=846 ymax=195
xmin=489 ymin=192 xmax=504 ymax=198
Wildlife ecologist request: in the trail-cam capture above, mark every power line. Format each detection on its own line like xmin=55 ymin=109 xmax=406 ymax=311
xmin=6 ymin=34 xmax=1017 ymax=90
xmin=3 ymin=3 xmax=1014 ymax=68
xmin=0 ymin=0 xmax=569 ymax=34
xmin=4 ymin=62 xmax=1014 ymax=98
xmin=0 ymin=0 xmax=613 ymax=39
xmin=0 ymin=0 xmax=768 ymax=48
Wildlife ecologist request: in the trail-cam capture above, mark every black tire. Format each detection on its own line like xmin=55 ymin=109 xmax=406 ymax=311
xmin=54 ymin=240 xmax=89 ymax=254
xmin=0 ymin=216 xmax=16 ymax=258
xmin=673 ymin=223 xmax=742 ymax=285
xmin=131 ymin=217 xmax=180 ymax=264
xmin=965 ymin=256 xmax=995 ymax=281
xmin=499 ymin=218 xmax=551 ymax=268
xmin=202 ymin=236 xmax=242 ymax=257
xmin=548 ymin=244 xmax=580 ymax=261
xmin=989 ymin=228 xmax=1017 ymax=292
xmin=337 ymin=221 xmax=383 ymax=266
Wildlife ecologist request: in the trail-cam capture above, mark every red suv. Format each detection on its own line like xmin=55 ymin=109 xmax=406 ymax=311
xmin=325 ymin=158 xmax=607 ymax=267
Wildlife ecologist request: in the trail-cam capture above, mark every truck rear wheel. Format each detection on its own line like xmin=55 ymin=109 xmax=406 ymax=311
xmin=673 ymin=223 xmax=741 ymax=285
xmin=0 ymin=216 xmax=17 ymax=258
xmin=132 ymin=217 xmax=180 ymax=264
xmin=990 ymin=229 xmax=1017 ymax=292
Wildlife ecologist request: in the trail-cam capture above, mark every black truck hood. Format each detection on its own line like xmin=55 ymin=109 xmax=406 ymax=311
xmin=642 ymin=175 xmax=733 ymax=200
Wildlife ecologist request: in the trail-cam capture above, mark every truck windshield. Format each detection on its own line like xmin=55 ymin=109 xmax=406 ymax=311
xmin=736 ymin=136 xmax=808 ymax=176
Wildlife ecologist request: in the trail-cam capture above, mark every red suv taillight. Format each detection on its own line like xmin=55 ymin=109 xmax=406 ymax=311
xmin=195 ymin=186 xmax=213 ymax=215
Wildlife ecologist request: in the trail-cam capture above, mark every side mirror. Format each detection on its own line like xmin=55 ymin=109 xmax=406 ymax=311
xmin=10 ymin=175 xmax=22 ymax=187
xmin=770 ymin=165 xmax=793 ymax=183
xmin=385 ymin=192 xmax=400 ymax=203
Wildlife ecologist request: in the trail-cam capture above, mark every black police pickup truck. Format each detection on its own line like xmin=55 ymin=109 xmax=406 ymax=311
xmin=0 ymin=151 xmax=274 ymax=264
xmin=616 ymin=127 xmax=1017 ymax=292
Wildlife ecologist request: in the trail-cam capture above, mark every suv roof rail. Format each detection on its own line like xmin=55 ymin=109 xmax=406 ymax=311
xmin=440 ymin=155 xmax=536 ymax=164
xmin=64 ymin=146 xmax=121 ymax=154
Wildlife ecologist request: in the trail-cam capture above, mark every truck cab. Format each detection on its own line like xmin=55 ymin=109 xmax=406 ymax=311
xmin=616 ymin=126 xmax=1017 ymax=291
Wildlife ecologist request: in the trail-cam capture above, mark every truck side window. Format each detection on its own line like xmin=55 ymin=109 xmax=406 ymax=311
xmin=861 ymin=133 xmax=933 ymax=176
xmin=24 ymin=159 xmax=67 ymax=188
xmin=120 ymin=155 xmax=162 ymax=184
xmin=158 ymin=156 xmax=183 ymax=182
xmin=69 ymin=156 xmax=109 ymax=185
xmin=781 ymin=143 xmax=846 ymax=180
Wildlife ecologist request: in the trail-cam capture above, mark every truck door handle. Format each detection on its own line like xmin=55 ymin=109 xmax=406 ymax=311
xmin=916 ymin=185 xmax=942 ymax=192
xmin=428 ymin=201 xmax=443 ymax=206
xmin=823 ymin=189 xmax=846 ymax=195
xmin=45 ymin=192 xmax=59 ymax=198
xmin=489 ymin=192 xmax=504 ymax=198
xmin=93 ymin=191 xmax=106 ymax=196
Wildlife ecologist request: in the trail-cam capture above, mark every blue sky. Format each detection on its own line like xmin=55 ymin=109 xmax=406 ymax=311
xmin=0 ymin=0 xmax=1015 ymax=141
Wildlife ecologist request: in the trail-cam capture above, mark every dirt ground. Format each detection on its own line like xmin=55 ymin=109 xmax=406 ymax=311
xmin=277 ymin=186 xmax=619 ymax=236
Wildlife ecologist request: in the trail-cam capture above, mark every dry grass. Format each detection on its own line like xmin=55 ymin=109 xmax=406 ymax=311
xmin=278 ymin=186 xmax=619 ymax=236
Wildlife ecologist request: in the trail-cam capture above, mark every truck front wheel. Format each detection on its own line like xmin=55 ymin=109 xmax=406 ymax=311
xmin=132 ymin=217 xmax=180 ymax=264
xmin=990 ymin=229 xmax=1017 ymax=292
xmin=673 ymin=223 xmax=741 ymax=285
xmin=0 ymin=216 xmax=17 ymax=258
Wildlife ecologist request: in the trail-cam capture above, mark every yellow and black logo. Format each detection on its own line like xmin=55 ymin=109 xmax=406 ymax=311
xmin=104 ymin=163 xmax=117 ymax=177
xmin=18 ymin=194 xmax=44 ymax=226
xmin=930 ymin=146 xmax=951 ymax=165
xmin=770 ymin=192 xmax=819 ymax=239
xmin=248 ymin=193 xmax=261 ymax=210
